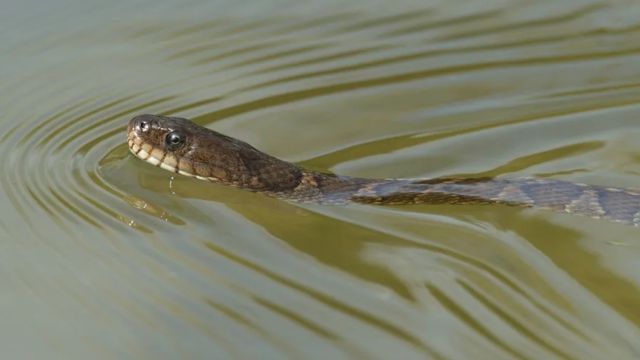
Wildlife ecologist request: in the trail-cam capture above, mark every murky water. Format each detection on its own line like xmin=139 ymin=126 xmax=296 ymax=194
xmin=2 ymin=0 xmax=640 ymax=358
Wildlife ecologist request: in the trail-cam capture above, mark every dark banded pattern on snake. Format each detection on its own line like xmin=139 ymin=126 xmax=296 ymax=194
xmin=127 ymin=114 xmax=640 ymax=227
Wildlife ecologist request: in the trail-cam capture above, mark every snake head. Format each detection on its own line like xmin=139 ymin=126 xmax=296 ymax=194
xmin=128 ymin=114 xmax=192 ymax=171
xmin=127 ymin=114 xmax=302 ymax=190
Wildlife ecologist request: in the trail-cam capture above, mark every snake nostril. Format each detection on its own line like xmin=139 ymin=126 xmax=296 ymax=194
xmin=136 ymin=119 xmax=149 ymax=132
xmin=130 ymin=114 xmax=158 ymax=134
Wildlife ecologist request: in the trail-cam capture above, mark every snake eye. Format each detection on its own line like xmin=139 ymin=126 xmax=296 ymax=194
xmin=165 ymin=131 xmax=185 ymax=151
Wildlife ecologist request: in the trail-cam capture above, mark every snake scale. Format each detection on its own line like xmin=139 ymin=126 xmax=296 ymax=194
xmin=127 ymin=114 xmax=640 ymax=227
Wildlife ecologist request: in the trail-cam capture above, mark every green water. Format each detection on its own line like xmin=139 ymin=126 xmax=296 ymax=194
xmin=2 ymin=0 xmax=640 ymax=358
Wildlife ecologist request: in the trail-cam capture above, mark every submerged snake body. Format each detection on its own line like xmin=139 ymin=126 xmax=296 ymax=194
xmin=127 ymin=115 xmax=640 ymax=227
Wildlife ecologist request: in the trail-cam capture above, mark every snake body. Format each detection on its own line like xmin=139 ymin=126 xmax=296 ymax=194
xmin=127 ymin=114 xmax=640 ymax=227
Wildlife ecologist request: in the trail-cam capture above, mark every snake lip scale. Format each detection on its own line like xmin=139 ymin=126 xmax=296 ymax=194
xmin=127 ymin=114 xmax=640 ymax=227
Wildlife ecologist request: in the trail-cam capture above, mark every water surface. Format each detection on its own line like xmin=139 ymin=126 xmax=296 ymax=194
xmin=2 ymin=0 xmax=640 ymax=358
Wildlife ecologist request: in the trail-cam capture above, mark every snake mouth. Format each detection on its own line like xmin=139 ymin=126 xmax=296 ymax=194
xmin=127 ymin=129 xmax=215 ymax=181
xmin=127 ymin=131 xmax=179 ymax=174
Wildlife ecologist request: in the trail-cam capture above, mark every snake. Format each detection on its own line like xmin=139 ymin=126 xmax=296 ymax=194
xmin=127 ymin=114 xmax=640 ymax=227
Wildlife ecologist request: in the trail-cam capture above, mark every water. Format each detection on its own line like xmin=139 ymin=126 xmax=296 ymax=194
xmin=2 ymin=0 xmax=640 ymax=358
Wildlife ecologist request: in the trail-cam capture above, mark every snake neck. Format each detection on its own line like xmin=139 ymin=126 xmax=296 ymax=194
xmin=264 ymin=170 xmax=375 ymax=204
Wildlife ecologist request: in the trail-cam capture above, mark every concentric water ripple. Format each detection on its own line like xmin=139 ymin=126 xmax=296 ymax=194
xmin=1 ymin=0 xmax=640 ymax=358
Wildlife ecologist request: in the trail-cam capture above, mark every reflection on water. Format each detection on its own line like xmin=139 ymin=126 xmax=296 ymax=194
xmin=1 ymin=0 xmax=640 ymax=358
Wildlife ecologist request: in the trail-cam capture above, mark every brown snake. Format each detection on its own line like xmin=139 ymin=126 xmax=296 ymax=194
xmin=127 ymin=114 xmax=640 ymax=227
